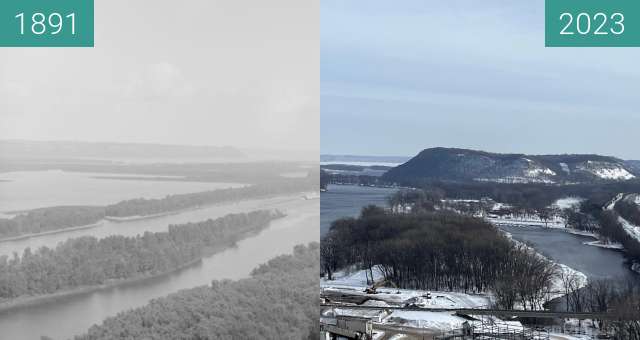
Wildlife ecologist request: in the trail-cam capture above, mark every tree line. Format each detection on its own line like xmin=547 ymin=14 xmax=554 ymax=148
xmin=73 ymin=243 xmax=320 ymax=340
xmin=0 ymin=210 xmax=283 ymax=301
xmin=105 ymin=178 xmax=315 ymax=218
xmin=321 ymin=207 xmax=557 ymax=310
xmin=0 ymin=178 xmax=314 ymax=239
xmin=0 ymin=206 xmax=105 ymax=238
xmin=386 ymin=184 xmax=640 ymax=264
xmin=615 ymin=198 xmax=640 ymax=227
xmin=555 ymin=276 xmax=640 ymax=339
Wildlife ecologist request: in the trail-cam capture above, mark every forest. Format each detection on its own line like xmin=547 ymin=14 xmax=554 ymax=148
xmin=0 ymin=206 xmax=105 ymax=238
xmin=615 ymin=199 xmax=640 ymax=227
xmin=104 ymin=179 xmax=313 ymax=217
xmin=0 ymin=177 xmax=314 ymax=239
xmin=321 ymin=207 xmax=557 ymax=310
xmin=385 ymin=183 xmax=640 ymax=264
xmin=74 ymin=243 xmax=319 ymax=340
xmin=0 ymin=210 xmax=283 ymax=301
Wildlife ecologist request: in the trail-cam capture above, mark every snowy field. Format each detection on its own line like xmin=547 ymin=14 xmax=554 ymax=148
xmin=321 ymin=267 xmax=524 ymax=334
xmin=553 ymin=197 xmax=585 ymax=210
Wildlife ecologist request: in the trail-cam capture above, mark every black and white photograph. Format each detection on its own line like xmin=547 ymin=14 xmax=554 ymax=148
xmin=0 ymin=1 xmax=319 ymax=339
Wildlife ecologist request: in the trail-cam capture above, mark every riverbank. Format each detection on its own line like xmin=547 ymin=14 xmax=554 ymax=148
xmin=0 ymin=221 xmax=104 ymax=243
xmin=0 ymin=192 xmax=304 ymax=244
xmin=104 ymin=210 xmax=188 ymax=222
xmin=0 ymin=210 xmax=285 ymax=313
xmin=0 ymin=256 xmax=204 ymax=314
xmin=104 ymin=192 xmax=299 ymax=222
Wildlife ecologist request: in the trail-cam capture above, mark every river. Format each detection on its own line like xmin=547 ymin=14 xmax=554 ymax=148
xmin=0 ymin=170 xmax=243 ymax=213
xmin=0 ymin=194 xmax=318 ymax=340
xmin=321 ymin=185 xmax=637 ymax=281
xmin=0 ymin=194 xmax=310 ymax=257
xmin=499 ymin=225 xmax=637 ymax=282
xmin=320 ymin=184 xmax=397 ymax=236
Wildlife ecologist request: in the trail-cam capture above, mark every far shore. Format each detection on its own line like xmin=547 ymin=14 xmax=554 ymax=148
xmin=0 ymin=191 xmax=303 ymax=243
xmin=0 ymin=221 xmax=104 ymax=243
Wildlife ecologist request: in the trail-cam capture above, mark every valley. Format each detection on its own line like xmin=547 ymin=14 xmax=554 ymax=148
xmin=0 ymin=149 xmax=319 ymax=340
xmin=320 ymin=149 xmax=640 ymax=339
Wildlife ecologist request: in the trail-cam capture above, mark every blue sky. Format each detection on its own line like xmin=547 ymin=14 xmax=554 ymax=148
xmin=321 ymin=0 xmax=640 ymax=159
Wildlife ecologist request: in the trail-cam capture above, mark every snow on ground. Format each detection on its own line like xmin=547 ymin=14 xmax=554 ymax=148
xmin=442 ymin=199 xmax=480 ymax=203
xmin=577 ymin=163 xmax=635 ymax=180
xmin=383 ymin=311 xmax=467 ymax=331
xmin=551 ymin=264 xmax=589 ymax=299
xmin=322 ymin=283 xmax=490 ymax=309
xmin=475 ymin=177 xmax=555 ymax=184
xmin=583 ymin=240 xmax=624 ymax=250
xmin=491 ymin=202 xmax=512 ymax=210
xmin=321 ymin=266 xmax=385 ymax=287
xmin=322 ymin=267 xmax=491 ymax=311
xmin=486 ymin=214 xmax=566 ymax=229
xmin=325 ymin=307 xmax=388 ymax=321
xmin=604 ymin=193 xmax=624 ymax=211
xmin=593 ymin=167 xmax=635 ymax=180
xmin=553 ymin=197 xmax=585 ymax=210
xmin=525 ymin=166 xmax=556 ymax=178
xmin=618 ymin=215 xmax=640 ymax=243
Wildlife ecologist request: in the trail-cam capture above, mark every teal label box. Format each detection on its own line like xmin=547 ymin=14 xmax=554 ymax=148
xmin=546 ymin=0 xmax=640 ymax=47
xmin=0 ymin=0 xmax=94 ymax=47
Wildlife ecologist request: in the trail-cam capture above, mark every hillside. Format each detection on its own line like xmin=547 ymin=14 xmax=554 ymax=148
xmin=383 ymin=147 xmax=636 ymax=185
xmin=627 ymin=160 xmax=640 ymax=173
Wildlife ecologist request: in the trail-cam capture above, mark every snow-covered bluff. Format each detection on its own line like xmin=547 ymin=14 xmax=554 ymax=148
xmin=383 ymin=148 xmax=637 ymax=184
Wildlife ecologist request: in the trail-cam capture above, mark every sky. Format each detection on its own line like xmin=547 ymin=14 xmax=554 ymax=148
xmin=321 ymin=0 xmax=640 ymax=160
xmin=0 ymin=0 xmax=319 ymax=153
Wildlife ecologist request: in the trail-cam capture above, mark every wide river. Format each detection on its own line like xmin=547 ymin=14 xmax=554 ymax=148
xmin=0 ymin=171 xmax=318 ymax=340
xmin=321 ymin=185 xmax=637 ymax=282
xmin=0 ymin=170 xmax=243 ymax=214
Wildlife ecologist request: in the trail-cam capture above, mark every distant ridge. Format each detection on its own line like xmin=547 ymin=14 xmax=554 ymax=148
xmin=382 ymin=147 xmax=637 ymax=185
xmin=0 ymin=140 xmax=245 ymax=162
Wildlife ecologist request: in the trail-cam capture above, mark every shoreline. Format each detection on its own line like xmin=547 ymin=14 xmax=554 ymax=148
xmin=103 ymin=192 xmax=300 ymax=223
xmin=0 ymin=221 xmax=104 ymax=243
xmin=0 ymin=192 xmax=303 ymax=242
xmin=0 ymin=220 xmax=279 ymax=314
xmin=0 ymin=256 xmax=204 ymax=314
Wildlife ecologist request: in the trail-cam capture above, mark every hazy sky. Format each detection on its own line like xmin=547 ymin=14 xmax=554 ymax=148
xmin=0 ymin=0 xmax=318 ymax=152
xmin=321 ymin=1 xmax=640 ymax=159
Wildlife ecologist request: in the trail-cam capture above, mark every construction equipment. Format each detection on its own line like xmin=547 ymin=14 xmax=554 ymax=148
xmin=364 ymin=279 xmax=397 ymax=294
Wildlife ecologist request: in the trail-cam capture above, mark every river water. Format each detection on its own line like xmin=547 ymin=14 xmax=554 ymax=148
xmin=320 ymin=185 xmax=637 ymax=282
xmin=0 ymin=195 xmax=310 ymax=257
xmin=320 ymin=184 xmax=397 ymax=236
xmin=0 ymin=170 xmax=243 ymax=213
xmin=0 ymin=169 xmax=318 ymax=340
xmin=0 ymin=195 xmax=318 ymax=340
xmin=499 ymin=225 xmax=637 ymax=282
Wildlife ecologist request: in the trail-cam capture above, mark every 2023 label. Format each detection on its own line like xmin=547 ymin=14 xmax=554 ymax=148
xmin=0 ymin=0 xmax=93 ymax=47
xmin=546 ymin=0 xmax=640 ymax=47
